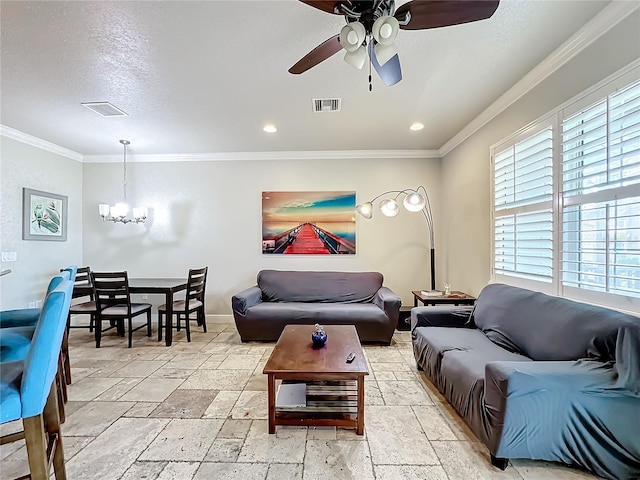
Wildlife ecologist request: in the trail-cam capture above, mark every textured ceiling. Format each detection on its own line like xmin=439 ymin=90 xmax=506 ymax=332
xmin=0 ymin=0 xmax=612 ymax=157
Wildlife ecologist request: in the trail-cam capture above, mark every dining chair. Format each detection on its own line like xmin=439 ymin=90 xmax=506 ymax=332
xmin=61 ymin=266 xmax=96 ymax=386
xmin=0 ymin=278 xmax=73 ymax=480
xmin=67 ymin=266 xmax=97 ymax=332
xmin=91 ymin=271 xmax=152 ymax=348
xmin=158 ymin=266 xmax=208 ymax=342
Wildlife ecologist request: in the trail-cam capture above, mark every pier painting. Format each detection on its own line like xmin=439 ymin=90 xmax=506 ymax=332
xmin=262 ymin=191 xmax=356 ymax=254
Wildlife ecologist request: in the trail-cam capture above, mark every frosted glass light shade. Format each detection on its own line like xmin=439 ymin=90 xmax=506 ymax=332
xmin=344 ymin=46 xmax=366 ymax=70
xmin=133 ymin=206 xmax=148 ymax=220
xmin=374 ymin=43 xmax=397 ymax=66
xmin=403 ymin=192 xmax=425 ymax=212
xmin=340 ymin=22 xmax=366 ymax=52
xmin=112 ymin=202 xmax=129 ymax=218
xmin=379 ymin=199 xmax=400 ymax=217
xmin=356 ymin=202 xmax=373 ymax=219
xmin=99 ymin=204 xmax=110 ymax=217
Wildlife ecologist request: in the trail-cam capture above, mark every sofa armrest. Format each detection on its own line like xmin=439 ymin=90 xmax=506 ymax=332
xmin=483 ymin=360 xmax=640 ymax=467
xmin=484 ymin=360 xmax=627 ymax=429
xmin=373 ymin=287 xmax=401 ymax=323
xmin=411 ymin=305 xmax=474 ymax=330
xmin=231 ymin=286 xmax=262 ymax=316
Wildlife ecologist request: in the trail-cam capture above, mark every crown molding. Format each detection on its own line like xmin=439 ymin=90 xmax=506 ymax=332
xmin=0 ymin=124 xmax=84 ymax=162
xmin=439 ymin=1 xmax=640 ymax=157
xmin=83 ymin=149 xmax=440 ymax=163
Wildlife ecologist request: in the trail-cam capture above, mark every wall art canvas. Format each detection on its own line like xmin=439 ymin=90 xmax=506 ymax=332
xmin=22 ymin=188 xmax=68 ymax=241
xmin=262 ymin=191 xmax=356 ymax=254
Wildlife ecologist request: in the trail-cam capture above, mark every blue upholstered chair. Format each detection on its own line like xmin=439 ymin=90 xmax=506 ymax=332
xmin=0 ymin=278 xmax=73 ymax=480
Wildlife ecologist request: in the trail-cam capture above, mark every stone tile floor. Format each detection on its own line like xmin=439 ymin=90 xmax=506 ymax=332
xmin=0 ymin=321 xmax=601 ymax=479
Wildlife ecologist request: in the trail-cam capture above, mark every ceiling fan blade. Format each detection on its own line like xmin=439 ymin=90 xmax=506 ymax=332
xmin=289 ymin=34 xmax=342 ymax=74
xmin=370 ymin=45 xmax=402 ymax=86
xmin=395 ymin=0 xmax=500 ymax=30
xmin=297 ymin=1 xmax=351 ymax=15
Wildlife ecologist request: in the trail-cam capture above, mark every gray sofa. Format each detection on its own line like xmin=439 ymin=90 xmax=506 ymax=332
xmin=232 ymin=270 xmax=401 ymax=344
xmin=412 ymin=283 xmax=640 ymax=480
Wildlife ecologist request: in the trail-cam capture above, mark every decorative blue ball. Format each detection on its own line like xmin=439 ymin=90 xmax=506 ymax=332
xmin=311 ymin=330 xmax=327 ymax=347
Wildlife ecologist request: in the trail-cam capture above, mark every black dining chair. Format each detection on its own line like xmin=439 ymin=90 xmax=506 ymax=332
xmin=62 ymin=266 xmax=97 ymax=384
xmin=157 ymin=267 xmax=208 ymax=342
xmin=91 ymin=271 xmax=152 ymax=348
xmin=67 ymin=266 xmax=97 ymax=333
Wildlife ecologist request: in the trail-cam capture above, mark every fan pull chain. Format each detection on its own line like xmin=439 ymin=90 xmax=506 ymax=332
xmin=368 ymin=50 xmax=373 ymax=92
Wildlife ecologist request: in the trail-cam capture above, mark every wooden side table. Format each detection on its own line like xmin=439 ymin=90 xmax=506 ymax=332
xmin=412 ymin=290 xmax=476 ymax=307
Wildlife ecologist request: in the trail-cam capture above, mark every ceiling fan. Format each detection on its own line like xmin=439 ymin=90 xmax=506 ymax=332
xmin=289 ymin=0 xmax=500 ymax=87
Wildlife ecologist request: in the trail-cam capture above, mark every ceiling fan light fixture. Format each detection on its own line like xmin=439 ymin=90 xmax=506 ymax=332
xmin=372 ymin=16 xmax=399 ymax=45
xmin=344 ymin=46 xmax=367 ymax=70
xmin=374 ymin=42 xmax=397 ymax=66
xmin=339 ymin=22 xmax=366 ymax=52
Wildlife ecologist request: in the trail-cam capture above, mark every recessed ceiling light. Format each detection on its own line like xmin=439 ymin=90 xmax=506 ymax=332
xmin=263 ymin=124 xmax=277 ymax=133
xmin=410 ymin=122 xmax=424 ymax=131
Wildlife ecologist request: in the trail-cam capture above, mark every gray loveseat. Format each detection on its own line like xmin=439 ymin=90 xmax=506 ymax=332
xmin=232 ymin=270 xmax=401 ymax=344
xmin=412 ymin=283 xmax=640 ymax=480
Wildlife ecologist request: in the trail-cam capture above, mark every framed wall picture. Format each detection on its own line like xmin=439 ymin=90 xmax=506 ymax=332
xmin=22 ymin=188 xmax=68 ymax=241
xmin=262 ymin=191 xmax=356 ymax=254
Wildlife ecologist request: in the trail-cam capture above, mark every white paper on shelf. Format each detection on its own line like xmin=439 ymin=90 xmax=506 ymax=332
xmin=420 ymin=290 xmax=443 ymax=297
xmin=276 ymin=383 xmax=306 ymax=407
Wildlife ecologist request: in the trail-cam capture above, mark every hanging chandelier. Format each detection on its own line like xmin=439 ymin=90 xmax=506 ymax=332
xmin=98 ymin=140 xmax=147 ymax=224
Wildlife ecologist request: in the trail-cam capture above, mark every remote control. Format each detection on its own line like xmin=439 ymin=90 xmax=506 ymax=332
xmin=346 ymin=352 xmax=355 ymax=363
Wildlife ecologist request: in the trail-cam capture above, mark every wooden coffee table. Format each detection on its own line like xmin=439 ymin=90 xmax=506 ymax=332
xmin=263 ymin=324 xmax=368 ymax=434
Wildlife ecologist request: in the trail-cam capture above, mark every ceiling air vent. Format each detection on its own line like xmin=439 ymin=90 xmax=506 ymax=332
xmin=81 ymin=102 xmax=128 ymax=117
xmin=312 ymin=98 xmax=341 ymax=113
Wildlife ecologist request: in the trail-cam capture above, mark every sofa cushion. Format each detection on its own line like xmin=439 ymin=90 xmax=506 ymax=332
xmin=412 ymin=326 xmax=531 ymax=394
xmin=246 ymin=301 xmax=388 ymax=323
xmin=473 ymin=283 xmax=640 ymax=362
xmin=257 ymin=270 xmax=383 ymax=303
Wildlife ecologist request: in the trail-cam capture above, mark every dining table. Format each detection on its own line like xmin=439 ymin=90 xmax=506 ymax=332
xmin=73 ymin=277 xmax=188 ymax=347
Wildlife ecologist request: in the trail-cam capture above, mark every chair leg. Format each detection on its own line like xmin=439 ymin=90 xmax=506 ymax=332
xmin=43 ymin=382 xmax=66 ymax=480
xmin=146 ymin=310 xmax=152 ymax=337
xmin=62 ymin=325 xmax=71 ymax=385
xmin=200 ymin=308 xmax=207 ymax=333
xmin=158 ymin=311 xmax=164 ymax=342
xmin=128 ymin=317 xmax=133 ymax=348
xmin=23 ymin=383 xmax=66 ymax=480
xmin=23 ymin=414 xmax=49 ymax=480
xmin=95 ymin=318 xmax=102 ymax=348
xmin=185 ymin=313 xmax=191 ymax=342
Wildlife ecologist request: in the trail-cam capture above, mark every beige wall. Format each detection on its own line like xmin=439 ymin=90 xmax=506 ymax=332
xmin=82 ymin=156 xmax=440 ymax=313
xmin=440 ymin=11 xmax=640 ymax=297
xmin=0 ymin=137 xmax=83 ymax=309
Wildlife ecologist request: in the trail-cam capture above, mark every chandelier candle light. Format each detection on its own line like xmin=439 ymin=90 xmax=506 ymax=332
xmin=98 ymin=140 xmax=147 ymax=224
xmin=356 ymin=186 xmax=436 ymax=291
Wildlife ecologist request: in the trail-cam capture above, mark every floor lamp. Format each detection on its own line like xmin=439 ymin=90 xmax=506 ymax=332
xmin=356 ymin=186 xmax=436 ymax=291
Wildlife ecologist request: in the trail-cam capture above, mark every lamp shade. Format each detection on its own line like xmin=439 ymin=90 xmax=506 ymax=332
xmin=379 ymin=199 xmax=400 ymax=217
xmin=344 ymin=46 xmax=367 ymax=69
xmin=356 ymin=202 xmax=373 ymax=219
xmin=99 ymin=204 xmax=110 ymax=217
xmin=340 ymin=22 xmax=366 ymax=52
xmin=403 ymin=192 xmax=425 ymax=212
xmin=133 ymin=207 xmax=148 ymax=220
xmin=112 ymin=202 xmax=129 ymax=218
xmin=372 ymin=16 xmax=399 ymax=45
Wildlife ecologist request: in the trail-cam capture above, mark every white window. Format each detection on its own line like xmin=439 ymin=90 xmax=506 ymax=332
xmin=491 ymin=68 xmax=640 ymax=311
xmin=561 ymin=80 xmax=640 ymax=307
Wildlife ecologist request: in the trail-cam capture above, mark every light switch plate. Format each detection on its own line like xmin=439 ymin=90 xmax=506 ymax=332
xmin=1 ymin=252 xmax=17 ymax=262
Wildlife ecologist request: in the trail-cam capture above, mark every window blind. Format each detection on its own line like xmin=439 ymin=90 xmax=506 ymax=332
xmin=493 ymin=127 xmax=553 ymax=281
xmin=561 ymin=80 xmax=640 ymax=299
